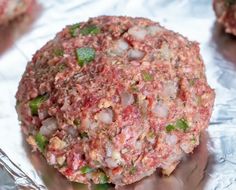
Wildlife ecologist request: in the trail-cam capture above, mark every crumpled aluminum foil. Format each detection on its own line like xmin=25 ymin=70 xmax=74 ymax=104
xmin=0 ymin=0 xmax=236 ymax=189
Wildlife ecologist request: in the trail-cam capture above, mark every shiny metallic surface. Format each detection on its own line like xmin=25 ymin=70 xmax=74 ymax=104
xmin=0 ymin=0 xmax=235 ymax=189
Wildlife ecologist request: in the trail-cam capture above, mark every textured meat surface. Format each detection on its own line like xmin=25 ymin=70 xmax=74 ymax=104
xmin=213 ymin=0 xmax=236 ymax=36
xmin=15 ymin=16 xmax=215 ymax=186
xmin=0 ymin=0 xmax=33 ymax=25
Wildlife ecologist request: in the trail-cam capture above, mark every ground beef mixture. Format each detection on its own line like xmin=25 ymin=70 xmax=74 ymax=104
xmin=0 ymin=0 xmax=33 ymax=25
xmin=213 ymin=0 xmax=236 ymax=36
xmin=15 ymin=16 xmax=215 ymax=186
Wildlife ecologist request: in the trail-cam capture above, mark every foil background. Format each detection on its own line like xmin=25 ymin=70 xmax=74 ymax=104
xmin=0 ymin=0 xmax=236 ymax=189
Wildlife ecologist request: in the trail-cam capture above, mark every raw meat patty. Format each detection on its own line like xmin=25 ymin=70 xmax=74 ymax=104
xmin=15 ymin=16 xmax=215 ymax=186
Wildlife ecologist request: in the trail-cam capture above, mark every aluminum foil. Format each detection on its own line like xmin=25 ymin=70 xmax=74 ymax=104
xmin=0 ymin=0 xmax=236 ymax=189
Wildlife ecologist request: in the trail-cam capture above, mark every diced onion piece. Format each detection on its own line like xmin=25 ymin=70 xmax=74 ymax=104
xmin=162 ymin=81 xmax=178 ymax=99
xmin=5 ymin=1 xmax=19 ymax=17
xmin=106 ymin=143 xmax=113 ymax=157
xmin=152 ymin=102 xmax=169 ymax=118
xmin=105 ymin=158 xmax=119 ymax=168
xmin=90 ymin=122 xmax=98 ymax=130
xmin=83 ymin=117 xmax=91 ymax=129
xmin=121 ymin=92 xmax=134 ymax=106
xmin=146 ymin=25 xmax=163 ymax=35
xmin=48 ymin=153 xmax=56 ymax=165
xmin=128 ymin=26 xmax=147 ymax=40
xmin=61 ymin=97 xmax=70 ymax=111
xmin=165 ymin=134 xmax=178 ymax=145
xmin=128 ymin=49 xmax=145 ymax=60
xmin=26 ymin=136 xmax=37 ymax=147
xmin=112 ymin=39 xmax=129 ymax=55
xmin=117 ymin=39 xmax=129 ymax=50
xmin=180 ymin=141 xmax=194 ymax=153
xmin=98 ymin=108 xmax=113 ymax=124
xmin=72 ymin=153 xmax=83 ymax=171
xmin=106 ymin=150 xmax=122 ymax=168
xmin=38 ymin=110 xmax=48 ymax=120
xmin=82 ymin=117 xmax=98 ymax=129
xmin=106 ymin=149 xmax=123 ymax=168
xmin=40 ymin=117 xmax=58 ymax=136
xmin=49 ymin=137 xmax=66 ymax=150
xmin=57 ymin=155 xmax=66 ymax=166
xmin=112 ymin=151 xmax=122 ymax=161
xmin=135 ymin=140 xmax=142 ymax=150
xmin=160 ymin=43 xmax=172 ymax=61
xmin=67 ymin=126 xmax=78 ymax=137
